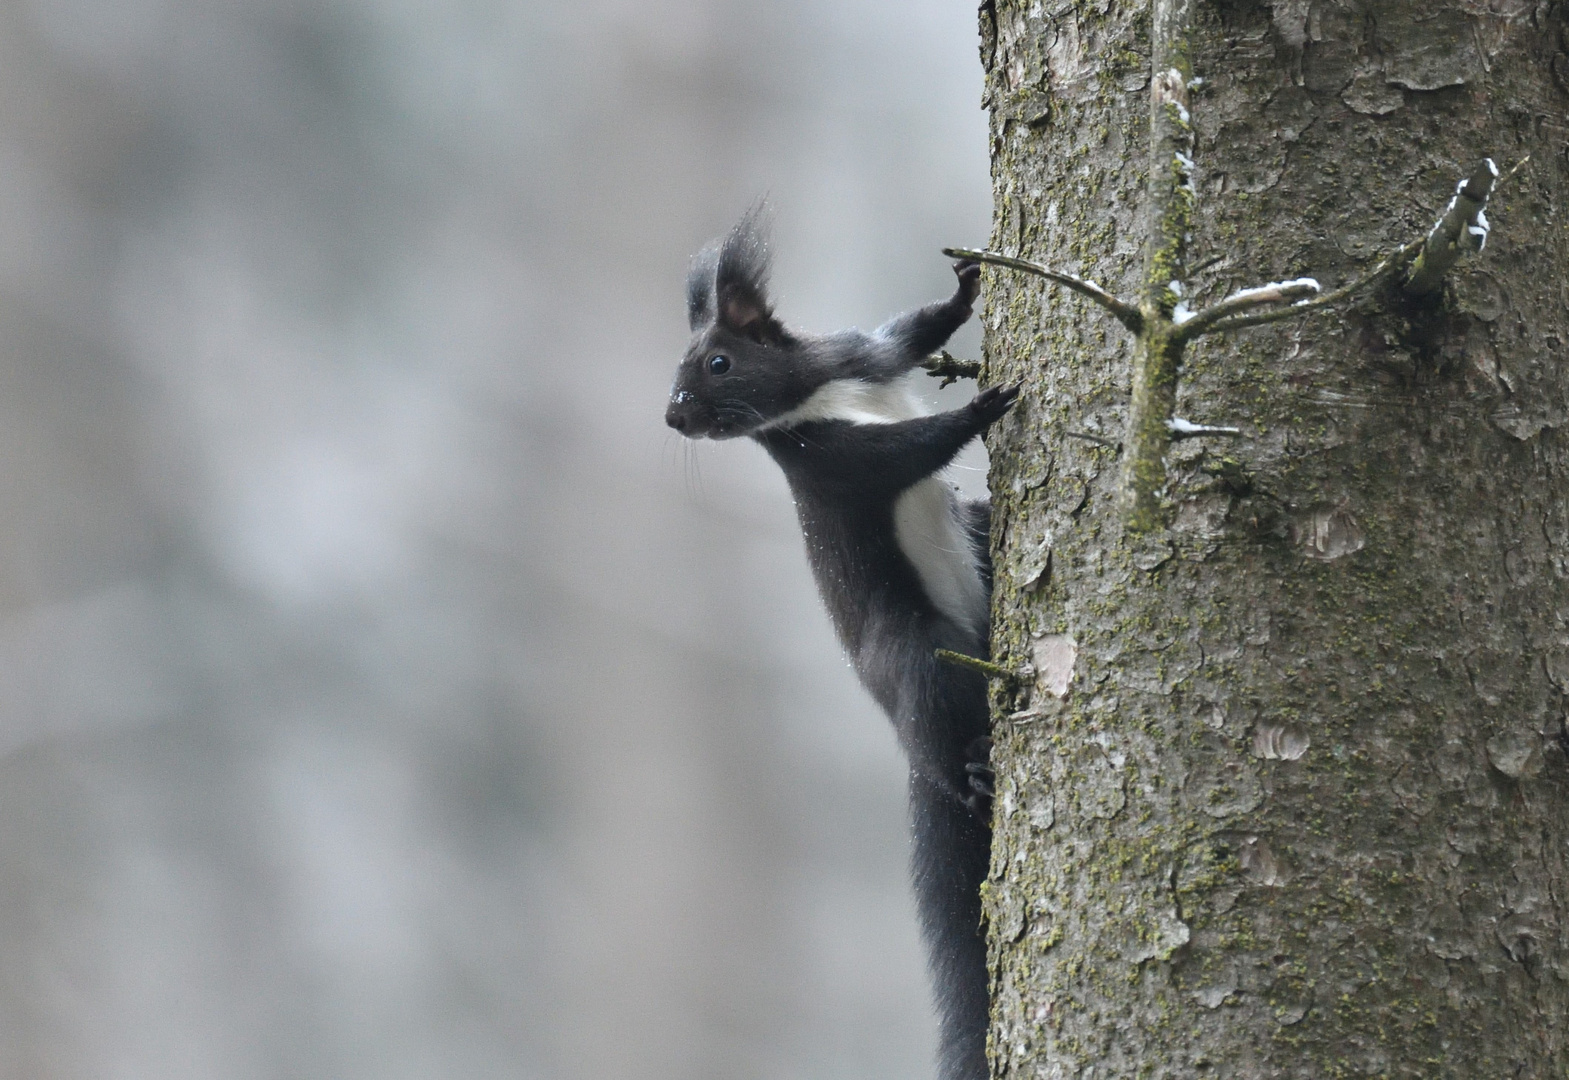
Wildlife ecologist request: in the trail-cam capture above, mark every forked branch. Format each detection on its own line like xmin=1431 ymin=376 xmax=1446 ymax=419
xmin=951 ymin=154 xmax=1516 ymax=530
xmin=950 ymin=0 xmax=1516 ymax=533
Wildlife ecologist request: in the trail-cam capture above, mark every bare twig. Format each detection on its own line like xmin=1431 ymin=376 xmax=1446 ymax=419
xmin=935 ymin=648 xmax=1023 ymax=685
xmin=921 ymin=350 xmax=981 ymax=386
xmin=943 ymin=247 xmax=1144 ymax=333
xmin=1172 ymin=278 xmax=1321 ymax=341
xmin=1194 ymin=237 xmax=1424 ymax=335
xmin=1066 ymin=430 xmax=1120 ymax=449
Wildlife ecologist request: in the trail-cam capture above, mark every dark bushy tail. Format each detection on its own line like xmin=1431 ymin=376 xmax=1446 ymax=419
xmin=909 ymin=770 xmax=992 ymax=1080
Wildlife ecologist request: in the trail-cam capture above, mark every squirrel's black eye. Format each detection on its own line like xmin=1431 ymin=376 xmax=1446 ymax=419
xmin=708 ymin=354 xmax=732 ymax=375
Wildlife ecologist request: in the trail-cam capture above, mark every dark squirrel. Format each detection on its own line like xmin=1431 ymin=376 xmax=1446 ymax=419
xmin=666 ymin=208 xmax=1016 ymax=1080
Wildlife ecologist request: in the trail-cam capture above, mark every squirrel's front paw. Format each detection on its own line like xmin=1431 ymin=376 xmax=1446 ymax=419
xmin=952 ymin=259 xmax=981 ymax=310
xmin=968 ymin=384 xmax=1021 ymax=426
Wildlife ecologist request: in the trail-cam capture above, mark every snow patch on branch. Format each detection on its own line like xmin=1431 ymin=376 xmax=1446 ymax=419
xmin=1168 ymin=417 xmax=1242 ymax=438
xmin=1224 ymin=278 xmax=1321 ymax=303
xmin=1154 ymin=67 xmax=1190 ymax=124
xmin=1467 ymin=208 xmax=1490 ymax=252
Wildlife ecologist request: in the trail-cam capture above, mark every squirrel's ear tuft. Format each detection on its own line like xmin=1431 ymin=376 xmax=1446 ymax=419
xmin=686 ymin=241 xmax=720 ymax=330
xmin=715 ymin=203 xmax=787 ymax=343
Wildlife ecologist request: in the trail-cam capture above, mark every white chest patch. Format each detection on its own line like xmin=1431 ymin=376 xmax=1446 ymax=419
xmin=894 ymin=478 xmax=987 ymax=634
xmin=769 ymin=376 xmax=987 ymax=634
xmin=766 ymin=377 xmax=926 ymax=428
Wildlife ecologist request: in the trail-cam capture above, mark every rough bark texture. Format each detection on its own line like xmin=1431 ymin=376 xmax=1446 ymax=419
xmin=977 ymin=1 xmax=1569 ymax=1075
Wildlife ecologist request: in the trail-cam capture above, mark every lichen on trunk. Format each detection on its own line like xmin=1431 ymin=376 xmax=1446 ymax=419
xmin=1122 ymin=0 xmax=1194 ymax=532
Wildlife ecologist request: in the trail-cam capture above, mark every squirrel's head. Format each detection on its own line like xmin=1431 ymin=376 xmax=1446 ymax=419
xmin=666 ymin=206 xmax=814 ymax=439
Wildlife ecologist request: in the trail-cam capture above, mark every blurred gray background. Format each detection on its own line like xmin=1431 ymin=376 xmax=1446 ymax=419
xmin=0 ymin=0 xmax=991 ymax=1076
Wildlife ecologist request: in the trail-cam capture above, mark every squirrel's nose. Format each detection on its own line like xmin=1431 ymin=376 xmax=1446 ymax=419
xmin=665 ymin=403 xmax=688 ymax=432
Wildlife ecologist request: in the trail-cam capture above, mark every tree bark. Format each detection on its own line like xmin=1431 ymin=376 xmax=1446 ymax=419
xmin=976 ymin=1 xmax=1569 ymax=1075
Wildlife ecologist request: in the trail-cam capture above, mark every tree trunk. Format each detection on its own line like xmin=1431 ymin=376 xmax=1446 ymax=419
xmin=977 ymin=1 xmax=1569 ymax=1075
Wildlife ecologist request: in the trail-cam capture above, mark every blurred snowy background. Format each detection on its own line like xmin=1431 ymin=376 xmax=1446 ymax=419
xmin=0 ymin=0 xmax=991 ymax=1076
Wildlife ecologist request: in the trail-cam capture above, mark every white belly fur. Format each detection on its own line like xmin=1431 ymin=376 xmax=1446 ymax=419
xmin=771 ymin=376 xmax=987 ymax=635
xmin=894 ymin=478 xmax=988 ymax=635
xmin=766 ymin=376 xmax=926 ymax=429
